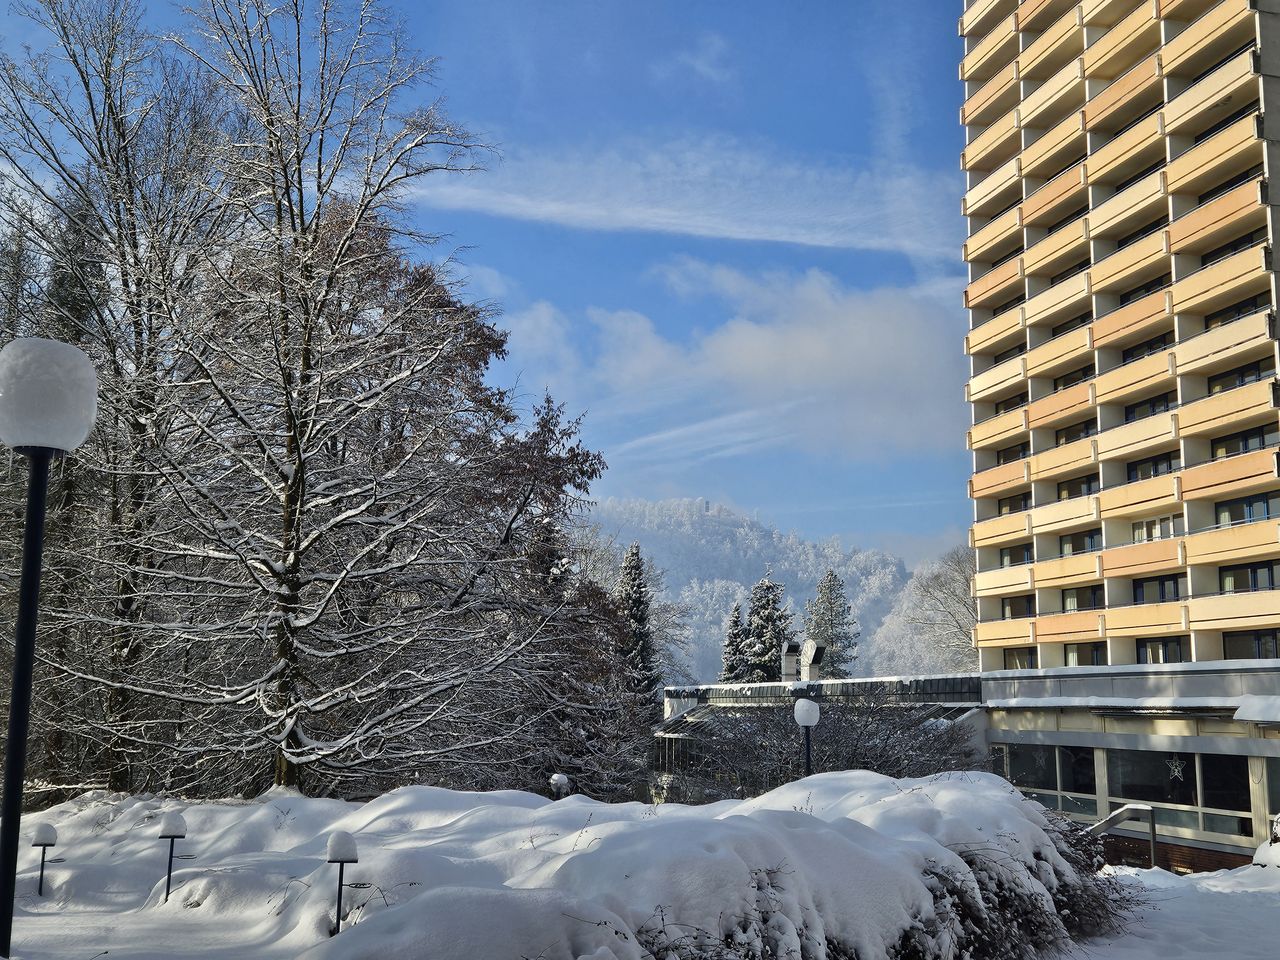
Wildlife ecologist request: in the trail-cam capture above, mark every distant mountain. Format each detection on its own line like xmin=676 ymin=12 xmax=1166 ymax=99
xmin=590 ymin=497 xmax=909 ymax=682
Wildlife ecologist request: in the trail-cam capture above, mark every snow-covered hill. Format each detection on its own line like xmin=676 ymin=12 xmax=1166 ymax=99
xmin=590 ymin=497 xmax=908 ymax=680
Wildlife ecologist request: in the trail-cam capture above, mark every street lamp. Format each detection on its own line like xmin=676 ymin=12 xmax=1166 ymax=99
xmin=30 ymin=824 xmax=55 ymax=897
xmin=0 ymin=338 xmax=96 ymax=957
xmin=158 ymin=812 xmax=188 ymax=903
xmin=793 ymin=697 xmax=820 ymax=779
xmin=327 ymin=830 xmax=359 ymax=936
xmin=549 ymin=773 xmax=570 ymax=799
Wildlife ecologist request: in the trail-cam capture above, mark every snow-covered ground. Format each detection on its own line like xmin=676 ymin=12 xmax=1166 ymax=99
xmin=3 ymin=772 xmax=1276 ymax=959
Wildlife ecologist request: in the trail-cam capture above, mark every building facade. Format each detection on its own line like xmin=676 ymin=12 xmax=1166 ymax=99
xmin=961 ymin=0 xmax=1280 ymax=865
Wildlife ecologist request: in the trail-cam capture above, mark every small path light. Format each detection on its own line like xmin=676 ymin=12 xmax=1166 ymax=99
xmin=793 ymin=697 xmax=821 ymax=779
xmin=327 ymin=830 xmax=358 ymax=936
xmin=0 ymin=338 xmax=97 ymax=957
xmin=30 ymin=824 xmax=56 ymax=897
xmin=549 ymin=773 xmax=570 ymax=799
xmin=158 ymin=812 xmax=188 ymax=904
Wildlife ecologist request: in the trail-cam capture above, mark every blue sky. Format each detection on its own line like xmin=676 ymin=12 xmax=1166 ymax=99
xmin=402 ymin=0 xmax=973 ymax=565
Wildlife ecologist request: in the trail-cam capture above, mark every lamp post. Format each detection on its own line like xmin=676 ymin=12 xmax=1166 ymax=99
xmin=30 ymin=824 xmax=55 ymax=897
xmin=327 ymin=830 xmax=359 ymax=936
xmin=0 ymin=338 xmax=96 ymax=957
xmin=793 ymin=697 xmax=820 ymax=779
xmin=158 ymin=812 xmax=188 ymax=903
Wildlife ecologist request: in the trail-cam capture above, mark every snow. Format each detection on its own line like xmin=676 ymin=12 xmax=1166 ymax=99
xmin=29 ymin=824 xmax=55 ymax=848
xmin=988 ymin=696 xmax=1245 ymax=711
xmin=0 ymin=338 xmax=97 ymax=452
xmin=158 ymin=812 xmax=187 ymax=839
xmin=326 ymin=830 xmax=358 ymax=863
xmin=793 ymin=697 xmax=820 ymax=726
xmin=1234 ymin=695 xmax=1280 ymax=723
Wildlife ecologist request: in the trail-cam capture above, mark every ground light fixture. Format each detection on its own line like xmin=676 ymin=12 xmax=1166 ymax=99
xmin=30 ymin=824 xmax=56 ymax=897
xmin=549 ymin=773 xmax=570 ymax=799
xmin=158 ymin=812 xmax=190 ymax=903
xmin=327 ymin=830 xmax=359 ymax=935
xmin=793 ymin=697 xmax=820 ymax=779
xmin=0 ymin=338 xmax=97 ymax=957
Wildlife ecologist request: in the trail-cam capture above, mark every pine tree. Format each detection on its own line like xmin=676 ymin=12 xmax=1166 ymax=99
xmin=719 ymin=603 xmax=747 ymax=682
xmin=804 ymin=569 xmax=859 ymax=679
xmin=743 ymin=577 xmax=789 ymax=683
xmin=617 ymin=542 xmax=662 ymax=724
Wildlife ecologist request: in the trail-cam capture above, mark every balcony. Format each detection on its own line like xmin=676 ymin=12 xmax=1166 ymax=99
xmin=1082 ymin=0 xmax=1146 ymax=25
xmin=1163 ymin=48 xmax=1259 ymax=137
xmin=974 ymin=562 xmax=1035 ymax=598
xmin=1095 ymin=410 xmax=1177 ymax=462
xmin=1180 ymin=447 xmax=1279 ymax=501
xmin=1020 ymin=59 xmax=1087 ymax=130
xmin=1036 ymin=609 xmax=1104 ymax=643
xmin=969 ymin=406 xmax=1029 ymax=450
xmin=1165 ymin=113 xmax=1262 ymax=196
xmin=963 ymin=156 xmax=1022 ymax=217
xmin=1170 ymin=242 xmax=1270 ymax=315
xmin=962 ymin=12 xmax=1020 ymax=82
xmin=1082 ymin=1 xmax=1160 ymax=80
xmin=1019 ymin=0 xmax=1080 ymax=32
xmin=1084 ymin=53 xmax=1161 ymax=132
xmin=961 ymin=0 xmax=1018 ymax=37
xmin=1104 ymin=600 xmax=1187 ymax=636
xmin=1167 ymin=178 xmax=1266 ymax=256
xmin=968 ymin=354 xmax=1029 ymax=402
xmin=1019 ymin=7 xmax=1086 ymax=79
xmin=1087 ymin=169 xmax=1165 ymax=239
xmin=1022 ymin=110 xmax=1088 ymax=178
xmin=1092 ymin=289 xmax=1171 ymax=348
xmin=972 ymin=511 xmax=1034 ymax=548
xmin=1160 ymin=0 xmax=1256 ymax=80
xmin=1098 ymin=473 xmax=1180 ymax=517
xmin=971 ymin=459 xmax=1033 ymax=499
xmin=1035 ymin=552 xmax=1103 ymax=589
xmin=963 ymin=60 xmax=1022 ymax=127
xmin=1093 ymin=350 xmax=1172 ymax=405
xmin=1026 ymin=324 xmax=1092 ymax=378
xmin=1023 ymin=218 xmax=1090 ymax=277
xmin=1189 ymin=589 xmax=1280 ymax=632
xmin=1028 ymin=380 xmax=1092 ymax=429
xmin=1176 ymin=378 xmax=1276 ymax=436
xmin=965 ymin=206 xmax=1024 ymax=263
xmin=1173 ymin=309 xmax=1272 ymax=376
xmin=1101 ymin=537 xmax=1183 ymax=579
xmin=1184 ymin=519 xmax=1280 ymax=567
xmin=1159 ymin=0 xmax=1222 ymax=19
xmin=1031 ymin=494 xmax=1101 ymax=533
xmin=975 ymin=617 xmax=1036 ymax=645
xmin=1089 ymin=229 xmax=1168 ymax=293
xmin=1084 ymin=110 xmax=1163 ymax=185
xmin=1023 ymin=269 xmax=1091 ymax=327
xmin=1023 ymin=162 xmax=1087 ymax=226
xmin=965 ymin=256 xmax=1025 ymax=309
xmin=962 ymin=107 xmax=1022 ymax=172
xmin=967 ymin=305 xmax=1025 ymax=355
xmin=1030 ymin=436 xmax=1097 ymax=481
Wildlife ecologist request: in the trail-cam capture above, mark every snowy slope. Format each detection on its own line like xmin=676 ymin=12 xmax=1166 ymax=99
xmin=11 ymin=771 xmax=1107 ymax=960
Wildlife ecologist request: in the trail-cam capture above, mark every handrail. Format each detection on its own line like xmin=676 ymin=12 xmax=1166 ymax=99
xmin=1089 ymin=803 xmax=1156 ymax=870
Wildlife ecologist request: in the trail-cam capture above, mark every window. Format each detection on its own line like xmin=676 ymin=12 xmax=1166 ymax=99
xmin=1007 ymin=743 xmax=1055 ymax=789
xmin=1117 ymin=215 xmax=1168 ymax=250
xmin=1003 ymin=646 xmax=1038 ymax=669
xmin=1215 ymin=492 xmax=1280 ymax=527
xmin=1059 ymin=745 xmax=1097 ymax=793
xmin=1201 ymin=227 xmax=1267 ymax=268
xmin=1053 ymin=364 xmax=1094 ymax=391
xmin=1207 ymin=357 xmax=1275 ymax=394
xmin=1197 ymin=163 xmax=1264 ymax=206
xmin=1268 ymin=757 xmax=1280 ymax=817
xmin=1051 ymin=313 xmax=1091 ymax=338
xmin=1132 ymin=574 xmax=1186 ymax=604
xmin=1127 ymin=451 xmax=1180 ymax=483
xmin=1193 ymin=100 xmax=1259 ymax=144
xmin=1107 ymin=749 xmax=1197 ymax=807
xmin=1058 ymin=474 xmax=1099 ymax=500
xmin=1001 ymin=595 xmax=1036 ymax=619
xmin=1132 ymin=514 xmax=1184 ymax=543
xmin=1124 ymin=391 xmax=1174 ymax=423
xmin=990 ymin=245 xmax=1024 ymax=268
xmin=1114 ymin=159 xmax=1164 ymax=193
xmin=1055 ymin=419 xmax=1096 ymax=446
xmin=1047 ymin=206 xmax=1088 ymax=234
xmin=998 ymin=491 xmax=1031 ymax=515
xmin=1211 ymin=424 xmax=1279 ymax=460
xmin=1223 ymin=630 xmax=1280 ymax=660
xmin=1059 ymin=528 xmax=1101 ymax=556
xmin=1205 ymin=293 xmax=1268 ymax=330
xmin=1122 ymin=333 xmax=1173 ymax=366
xmin=1219 ymin=561 xmax=1280 ymax=594
xmin=1000 ymin=543 xmax=1033 ymax=567
xmin=994 ymin=392 xmax=1028 ymax=414
xmin=1061 ymin=584 xmax=1104 ymax=612
xmin=1065 ymin=641 xmax=1107 ymax=667
xmin=994 ymin=341 xmax=1027 ymax=364
xmin=991 ymin=293 xmax=1026 ymax=316
xmin=1118 ymin=273 xmax=1170 ymax=305
xmin=1137 ymin=636 xmax=1187 ymax=664
xmin=1200 ymin=755 xmax=1251 ymax=813
xmin=996 ymin=441 xmax=1029 ymax=464
xmin=1050 ymin=259 xmax=1090 ymax=286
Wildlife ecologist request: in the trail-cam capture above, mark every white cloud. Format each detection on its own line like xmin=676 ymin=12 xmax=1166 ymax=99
xmin=650 ymin=33 xmax=735 ymax=87
xmin=413 ymin=134 xmax=963 ymax=261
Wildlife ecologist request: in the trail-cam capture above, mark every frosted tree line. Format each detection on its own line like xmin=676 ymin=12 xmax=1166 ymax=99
xmin=0 ymin=0 xmax=664 ymax=803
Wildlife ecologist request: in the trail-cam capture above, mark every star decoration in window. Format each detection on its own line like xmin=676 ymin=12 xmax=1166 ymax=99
xmin=1166 ymin=757 xmax=1186 ymax=781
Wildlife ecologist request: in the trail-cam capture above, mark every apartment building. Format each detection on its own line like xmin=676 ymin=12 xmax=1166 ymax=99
xmin=962 ymin=0 xmax=1280 ymax=865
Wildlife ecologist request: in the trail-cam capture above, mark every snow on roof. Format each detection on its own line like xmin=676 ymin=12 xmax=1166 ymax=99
xmin=988 ymin=696 xmax=1243 ymax=711
xmin=1234 ymin=695 xmax=1280 ymax=724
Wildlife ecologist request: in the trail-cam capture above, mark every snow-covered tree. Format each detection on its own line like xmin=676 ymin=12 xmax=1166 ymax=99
xmin=719 ymin=603 xmax=748 ymax=682
xmin=616 ymin=543 xmax=662 ymax=724
xmin=804 ymin=570 xmax=858 ymax=679
xmin=742 ymin=577 xmax=789 ymax=683
xmin=871 ymin=546 xmax=978 ymax=675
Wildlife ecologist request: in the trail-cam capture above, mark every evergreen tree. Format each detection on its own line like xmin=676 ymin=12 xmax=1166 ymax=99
xmin=616 ymin=542 xmax=662 ymax=724
xmin=804 ymin=569 xmax=858 ymax=679
xmin=719 ymin=603 xmax=747 ymax=682
xmin=743 ymin=576 xmax=789 ymax=683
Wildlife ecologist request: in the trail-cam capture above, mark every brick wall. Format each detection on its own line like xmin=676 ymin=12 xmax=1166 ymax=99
xmin=1103 ymin=834 xmax=1253 ymax=874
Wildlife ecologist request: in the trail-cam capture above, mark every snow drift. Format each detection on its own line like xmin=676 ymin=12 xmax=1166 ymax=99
xmin=13 ymin=772 xmax=1123 ymax=960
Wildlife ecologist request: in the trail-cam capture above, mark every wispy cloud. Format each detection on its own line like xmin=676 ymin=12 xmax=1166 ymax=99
xmin=650 ymin=32 xmax=735 ymax=87
xmin=414 ymin=134 xmax=963 ymax=260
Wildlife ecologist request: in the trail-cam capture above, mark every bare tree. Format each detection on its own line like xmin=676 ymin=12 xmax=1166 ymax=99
xmin=871 ymin=545 xmax=977 ymax=676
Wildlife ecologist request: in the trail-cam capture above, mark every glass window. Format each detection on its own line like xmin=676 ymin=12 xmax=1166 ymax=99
xmin=1059 ymin=746 xmax=1097 ymax=793
xmin=1219 ymin=562 xmax=1280 ymax=594
xmin=1200 ymin=754 xmax=1251 ymax=812
xmin=1058 ymin=474 xmax=1100 ymax=500
xmin=996 ymin=441 xmax=1029 ymax=464
xmin=1119 ymin=273 xmax=1171 ymax=305
xmin=1107 ymin=749 xmax=1197 ymax=807
xmin=1137 ymin=636 xmax=1187 ymax=664
xmin=1223 ymin=630 xmax=1280 ymax=660
xmin=1124 ymin=391 xmax=1174 ymax=423
xmin=994 ymin=341 xmax=1027 ymax=364
xmin=995 ymin=392 xmax=1028 ymax=414
xmin=1208 ymin=358 xmax=1276 ymax=395
xmin=1211 ymin=424 xmax=1280 ymax=460
xmin=1050 ymin=259 xmax=1090 ymax=286
xmin=1268 ymin=757 xmax=1280 ymax=817
xmin=1132 ymin=514 xmax=1184 ymax=543
xmin=1060 ymin=528 xmax=1101 ymax=556
xmin=1002 ymin=595 xmax=1036 ymax=619
xmin=1056 ymin=419 xmax=1096 ymax=446
xmin=1065 ymin=642 xmax=1108 ymax=667
xmin=1000 ymin=543 xmax=1033 ymax=567
xmin=1205 ymin=292 xmax=1268 ymax=329
xmin=1204 ymin=813 xmax=1253 ymax=837
xmin=1133 ymin=574 xmax=1186 ymax=604
xmin=1003 ymin=646 xmax=1038 ymax=669
xmin=1215 ymin=492 xmax=1280 ymax=527
xmin=1052 ymin=313 xmax=1091 ymax=338
xmin=1008 ymin=743 xmax=1056 ymax=790
xmin=1122 ymin=333 xmax=1172 ymax=366
xmin=998 ymin=491 xmax=1031 ymax=515
xmin=1201 ymin=226 xmax=1267 ymax=267
xmin=1127 ymin=451 xmax=1180 ymax=483
xmin=1054 ymin=364 xmax=1094 ymax=391
xmin=1117 ymin=216 xmax=1169 ymax=250
xmin=1062 ymin=585 xmax=1104 ymax=612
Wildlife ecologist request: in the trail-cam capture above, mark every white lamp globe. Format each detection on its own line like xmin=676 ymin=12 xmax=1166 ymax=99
xmin=157 ymin=812 xmax=187 ymax=840
xmin=327 ymin=830 xmax=358 ymax=864
xmin=794 ymin=698 xmax=820 ymax=728
xmin=0 ymin=338 xmax=97 ymax=453
xmin=31 ymin=823 xmax=56 ymax=848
